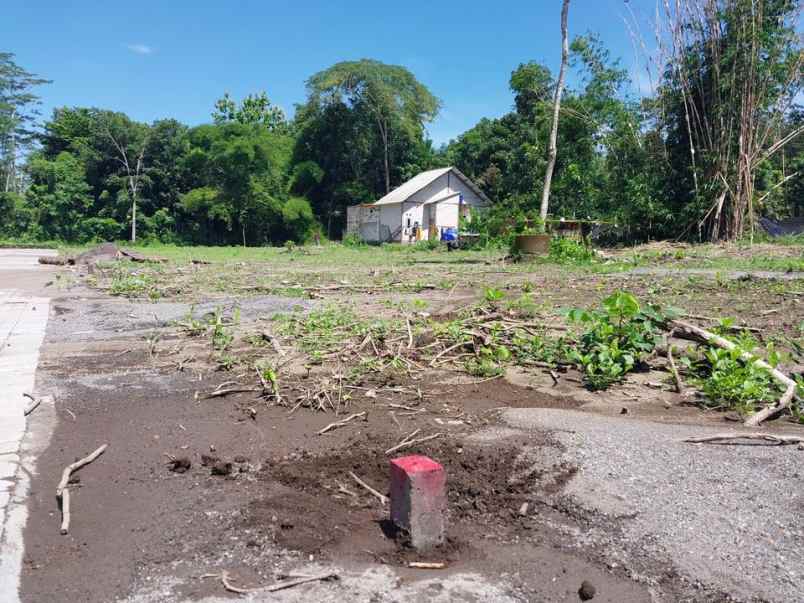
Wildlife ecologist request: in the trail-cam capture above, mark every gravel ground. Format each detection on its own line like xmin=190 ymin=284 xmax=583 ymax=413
xmin=502 ymin=408 xmax=804 ymax=602
xmin=47 ymin=294 xmax=312 ymax=343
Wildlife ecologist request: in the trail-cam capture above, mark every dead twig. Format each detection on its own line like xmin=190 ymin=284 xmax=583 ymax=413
xmin=56 ymin=443 xmax=108 ymax=535
xmin=429 ymin=341 xmax=467 ymax=367
xmin=336 ymin=481 xmax=358 ymax=497
xmin=385 ymin=432 xmax=444 ymax=455
xmin=664 ymin=330 xmax=684 ymax=395
xmin=318 ymin=411 xmax=367 ymax=435
xmin=683 ymin=433 xmax=803 ymax=446
xmin=201 ymin=570 xmax=256 ymax=595
xmin=348 ymin=471 xmax=388 ymax=505
xmin=56 ymin=444 xmax=108 ymax=497
xmin=23 ymin=392 xmax=46 ymax=416
xmin=265 ymin=572 xmax=339 ymax=593
xmin=203 ymin=387 xmax=260 ymax=399
xmin=408 ymin=562 xmax=447 ymax=570
xmin=59 ymin=488 xmax=70 ymax=535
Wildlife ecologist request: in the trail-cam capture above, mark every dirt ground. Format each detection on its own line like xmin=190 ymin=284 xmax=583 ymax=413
xmin=15 ymin=243 xmax=804 ymax=602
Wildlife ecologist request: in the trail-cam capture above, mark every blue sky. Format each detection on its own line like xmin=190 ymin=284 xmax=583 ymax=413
xmin=4 ymin=0 xmax=657 ymax=144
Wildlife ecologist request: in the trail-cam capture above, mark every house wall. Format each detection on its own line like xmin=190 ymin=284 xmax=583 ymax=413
xmin=380 ymin=204 xmax=402 ymax=241
xmin=435 ymin=199 xmax=459 ymax=227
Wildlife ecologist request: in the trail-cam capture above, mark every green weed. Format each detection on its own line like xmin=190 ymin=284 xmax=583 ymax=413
xmin=567 ymin=291 xmax=673 ymax=390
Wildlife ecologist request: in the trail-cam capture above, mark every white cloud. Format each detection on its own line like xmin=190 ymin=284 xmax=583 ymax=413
xmin=126 ymin=43 xmax=153 ymax=55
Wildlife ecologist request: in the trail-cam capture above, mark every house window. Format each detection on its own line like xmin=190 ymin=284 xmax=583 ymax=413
xmin=406 ymin=216 xmax=411 ymax=228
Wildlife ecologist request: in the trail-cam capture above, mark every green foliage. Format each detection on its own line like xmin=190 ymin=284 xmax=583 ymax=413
xmin=212 ymin=91 xmax=287 ymax=133
xmin=483 ymin=286 xmax=506 ymax=303
xmin=682 ymin=330 xmax=783 ymax=415
xmin=274 ymin=305 xmax=360 ymax=355
xmin=297 ymin=59 xmax=442 ymax=234
xmin=0 ymin=52 xmax=50 ymax=194
xmin=209 ymin=307 xmax=235 ymax=351
xmin=25 ymin=152 xmax=93 ymax=241
xmin=107 ymin=262 xmax=162 ymax=300
xmin=567 ymin=291 xmax=671 ymax=389
xmin=511 ymin=332 xmax=574 ymax=367
xmin=412 ymin=238 xmax=440 ymax=251
xmin=342 ymin=233 xmax=366 ymax=247
xmin=548 ymin=236 xmax=594 ymax=264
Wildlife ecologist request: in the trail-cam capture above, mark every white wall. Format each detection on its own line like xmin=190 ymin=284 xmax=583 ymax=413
xmin=435 ymin=199 xmax=459 ymax=227
xmin=380 ymin=204 xmax=402 ymax=240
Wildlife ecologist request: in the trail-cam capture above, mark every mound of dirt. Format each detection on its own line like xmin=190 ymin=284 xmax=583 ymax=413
xmin=239 ymin=433 xmax=575 ymax=566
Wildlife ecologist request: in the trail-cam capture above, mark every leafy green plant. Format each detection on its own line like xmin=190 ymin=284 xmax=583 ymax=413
xmin=176 ymin=306 xmax=205 ymax=335
xmin=483 ymin=286 xmax=506 ymax=303
xmin=506 ymin=294 xmax=540 ymax=317
xmin=342 ymin=233 xmax=366 ymax=247
xmin=209 ymin=307 xmax=234 ymax=351
xmin=682 ymin=331 xmax=784 ymax=415
xmin=412 ymin=238 xmax=441 ymax=251
xmin=548 ymin=237 xmax=594 ymax=264
xmin=567 ymin=291 xmax=670 ymax=389
xmin=511 ymin=332 xmax=573 ymax=367
xmin=107 ymin=263 xmax=162 ymax=299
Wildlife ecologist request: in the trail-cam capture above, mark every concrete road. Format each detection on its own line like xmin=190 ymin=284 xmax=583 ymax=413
xmin=0 ymin=249 xmax=58 ymax=602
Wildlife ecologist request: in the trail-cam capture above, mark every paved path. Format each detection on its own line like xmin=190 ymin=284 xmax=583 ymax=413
xmin=501 ymin=407 xmax=804 ymax=602
xmin=0 ymin=249 xmax=56 ymax=602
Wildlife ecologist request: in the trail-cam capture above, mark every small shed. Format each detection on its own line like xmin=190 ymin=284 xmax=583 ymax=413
xmin=346 ymin=167 xmax=491 ymax=243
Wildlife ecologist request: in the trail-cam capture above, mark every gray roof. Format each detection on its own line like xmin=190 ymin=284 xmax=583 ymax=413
xmin=371 ymin=167 xmax=491 ymax=206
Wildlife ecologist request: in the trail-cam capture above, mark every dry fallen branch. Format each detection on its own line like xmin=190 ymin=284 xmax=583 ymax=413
xmin=670 ymin=319 xmax=797 ymax=426
xmin=56 ymin=444 xmax=108 ymax=497
xmin=264 ymin=572 xmax=339 ymax=592
xmin=663 ymin=330 xmax=684 ymax=395
xmin=203 ymin=387 xmax=260 ymax=399
xmin=408 ymin=562 xmax=447 ymax=570
xmin=56 ymin=444 xmax=108 ymax=534
xmin=385 ymin=432 xmax=445 ymax=455
xmin=318 ymin=411 xmax=367 ymax=435
xmin=23 ymin=392 xmax=48 ymax=416
xmin=429 ymin=342 xmax=467 ymax=367
xmin=683 ymin=433 xmax=803 ymax=446
xmin=348 ymin=471 xmax=388 ymax=505
xmin=59 ymin=488 xmax=71 ymax=535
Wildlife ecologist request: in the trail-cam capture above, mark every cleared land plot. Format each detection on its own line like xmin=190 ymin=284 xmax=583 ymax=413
xmin=17 ymin=241 xmax=804 ymax=602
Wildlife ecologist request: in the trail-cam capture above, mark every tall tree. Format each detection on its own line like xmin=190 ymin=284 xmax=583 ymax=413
xmin=0 ymin=53 xmax=50 ymax=193
xmin=98 ymin=112 xmax=150 ymax=242
xmin=305 ymin=59 xmax=441 ymax=194
xmin=212 ymin=91 xmax=288 ymax=133
xmin=539 ymin=0 xmax=571 ymax=222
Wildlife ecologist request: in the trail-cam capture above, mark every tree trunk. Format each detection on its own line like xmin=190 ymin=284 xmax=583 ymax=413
xmin=539 ymin=0 xmax=571 ymax=222
xmin=131 ymin=193 xmax=137 ymax=242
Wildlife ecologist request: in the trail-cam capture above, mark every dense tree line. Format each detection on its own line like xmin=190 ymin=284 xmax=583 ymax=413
xmin=0 ymin=0 xmax=801 ymax=245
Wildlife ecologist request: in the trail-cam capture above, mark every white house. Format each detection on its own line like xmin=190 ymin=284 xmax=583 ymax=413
xmin=345 ymin=167 xmax=491 ymax=243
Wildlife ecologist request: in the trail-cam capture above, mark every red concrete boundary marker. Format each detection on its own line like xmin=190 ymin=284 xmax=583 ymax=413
xmin=389 ymin=455 xmax=446 ymax=550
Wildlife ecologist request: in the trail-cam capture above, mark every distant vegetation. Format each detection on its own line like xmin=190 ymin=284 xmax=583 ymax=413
xmin=0 ymin=1 xmax=801 ymax=246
